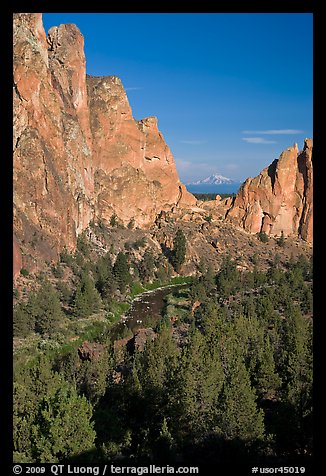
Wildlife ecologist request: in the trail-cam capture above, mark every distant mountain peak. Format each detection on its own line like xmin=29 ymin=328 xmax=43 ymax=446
xmin=189 ymin=173 xmax=236 ymax=185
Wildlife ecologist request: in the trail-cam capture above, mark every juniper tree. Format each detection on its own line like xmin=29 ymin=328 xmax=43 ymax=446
xmin=31 ymin=281 xmax=64 ymax=335
xmin=171 ymin=229 xmax=186 ymax=273
xmin=113 ymin=252 xmax=130 ymax=292
xmin=216 ymin=339 xmax=265 ymax=443
xmin=73 ymin=273 xmax=102 ymax=318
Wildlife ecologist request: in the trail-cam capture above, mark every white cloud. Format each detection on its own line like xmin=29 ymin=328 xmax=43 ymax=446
xmin=242 ymin=129 xmax=304 ymax=135
xmin=242 ymin=137 xmax=277 ymax=144
xmin=175 ymin=159 xmax=192 ymax=171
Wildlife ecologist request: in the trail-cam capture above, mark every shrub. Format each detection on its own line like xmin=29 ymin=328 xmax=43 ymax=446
xmin=257 ymin=231 xmax=269 ymax=243
xmin=277 ymin=231 xmax=286 ymax=247
xmin=110 ymin=214 xmax=118 ymax=227
xmin=51 ymin=264 xmax=64 ymax=279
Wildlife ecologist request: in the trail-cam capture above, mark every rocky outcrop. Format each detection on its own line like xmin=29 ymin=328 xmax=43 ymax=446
xmin=13 ymin=235 xmax=22 ymax=278
xmin=13 ymin=13 xmax=95 ymax=265
xmin=127 ymin=328 xmax=156 ymax=353
xmin=13 ymin=13 xmax=196 ymax=271
xmin=78 ymin=341 xmax=105 ymax=361
xmin=87 ymin=73 xmax=195 ymax=226
xmin=13 ymin=13 xmax=312 ymax=279
xmin=225 ymin=139 xmax=313 ymax=242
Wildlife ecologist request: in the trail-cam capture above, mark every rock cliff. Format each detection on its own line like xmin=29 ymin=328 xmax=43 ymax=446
xmin=224 ymin=139 xmax=313 ymax=242
xmin=13 ymin=13 xmax=195 ymax=270
xmin=13 ymin=13 xmax=312 ymax=277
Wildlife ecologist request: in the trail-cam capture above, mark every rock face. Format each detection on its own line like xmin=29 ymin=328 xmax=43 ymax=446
xmin=87 ymin=75 xmax=195 ymax=227
xmin=78 ymin=341 xmax=105 ymax=361
xmin=13 ymin=13 xmax=94 ymax=266
xmin=13 ymin=13 xmax=312 ymax=277
xmin=225 ymin=139 xmax=313 ymax=242
xmin=13 ymin=235 xmax=22 ymax=278
xmin=13 ymin=13 xmax=196 ymax=270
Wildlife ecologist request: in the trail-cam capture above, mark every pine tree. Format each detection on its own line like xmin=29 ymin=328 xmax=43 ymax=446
xmin=139 ymin=250 xmax=155 ymax=283
xmin=279 ymin=304 xmax=313 ymax=454
xmin=31 ymin=381 xmax=96 ymax=462
xmin=216 ymin=255 xmax=240 ymax=298
xmin=255 ymin=335 xmax=281 ymax=399
xmin=13 ymin=303 xmax=34 ymax=338
xmin=32 ymin=281 xmax=64 ymax=335
xmin=216 ymin=337 xmax=265 ymax=443
xmin=171 ymin=229 xmax=186 ymax=273
xmin=178 ymin=330 xmax=224 ymax=438
xmin=73 ymin=273 xmax=102 ymax=318
xmin=113 ymin=252 xmax=130 ymax=292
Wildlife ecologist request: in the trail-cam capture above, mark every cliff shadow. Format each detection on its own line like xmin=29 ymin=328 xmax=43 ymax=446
xmin=160 ymin=242 xmax=174 ymax=262
xmin=267 ymin=158 xmax=278 ymax=190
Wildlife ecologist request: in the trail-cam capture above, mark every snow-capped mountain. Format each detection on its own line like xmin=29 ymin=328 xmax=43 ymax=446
xmin=188 ymin=173 xmax=236 ymax=185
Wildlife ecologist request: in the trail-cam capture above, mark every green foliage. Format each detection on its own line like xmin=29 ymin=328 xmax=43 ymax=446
xmin=73 ymin=273 xmax=102 ymax=318
xmin=13 ymin=303 xmax=34 ymax=338
xmin=59 ymin=247 xmax=74 ymax=266
xmin=13 ymin=251 xmax=313 ymax=464
xmin=14 ymin=287 xmax=20 ymax=299
xmin=257 ymin=231 xmax=269 ymax=243
xmin=276 ymin=231 xmax=286 ymax=247
xmin=34 ymin=282 xmax=64 ymax=335
xmin=56 ymin=281 xmax=72 ymax=304
xmin=133 ymin=237 xmax=147 ymax=249
xmin=127 ymin=218 xmax=135 ymax=229
xmin=15 ymin=281 xmax=64 ymax=337
xmin=110 ymin=214 xmax=118 ymax=227
xmin=193 ymin=193 xmax=235 ymax=201
xmin=139 ymin=250 xmax=155 ymax=283
xmin=113 ymin=252 xmax=131 ymax=293
xmin=76 ymin=351 xmax=110 ymax=404
xmin=32 ymin=381 xmax=95 ymax=462
xmin=171 ymin=229 xmax=186 ymax=273
xmin=76 ymin=232 xmax=91 ymax=257
xmin=217 ymin=344 xmax=265 ymax=442
xmin=216 ymin=255 xmax=240 ymax=299
xmin=14 ymin=356 xmax=95 ymax=463
xmin=20 ymin=268 xmax=29 ymax=277
xmin=51 ymin=263 xmax=64 ymax=279
xmin=177 ymin=330 xmax=224 ymax=438
xmin=189 ymin=280 xmax=207 ymax=303
xmin=93 ymin=252 xmax=116 ymax=301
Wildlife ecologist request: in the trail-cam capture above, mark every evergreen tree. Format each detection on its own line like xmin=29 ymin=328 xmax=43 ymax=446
xmin=13 ymin=303 xmax=34 ymax=338
xmin=73 ymin=273 xmax=102 ymax=318
xmin=171 ymin=229 xmax=186 ymax=273
xmin=31 ymin=381 xmax=96 ymax=462
xmin=14 ymin=355 xmax=96 ymax=463
xmin=255 ymin=335 xmax=281 ymax=399
xmin=94 ymin=252 xmax=115 ymax=298
xmin=201 ymin=264 xmax=216 ymax=294
xmin=139 ymin=250 xmax=155 ymax=283
xmin=279 ymin=304 xmax=313 ymax=454
xmin=113 ymin=252 xmax=130 ymax=292
xmin=177 ymin=330 xmax=224 ymax=439
xmin=216 ymin=256 xmax=240 ymax=298
xmin=14 ymin=380 xmax=37 ymax=461
xmin=216 ymin=339 xmax=265 ymax=442
xmin=276 ymin=231 xmax=286 ymax=247
xmin=32 ymin=281 xmax=64 ymax=335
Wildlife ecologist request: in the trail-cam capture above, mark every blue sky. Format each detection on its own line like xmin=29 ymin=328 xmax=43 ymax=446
xmin=42 ymin=13 xmax=313 ymax=183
